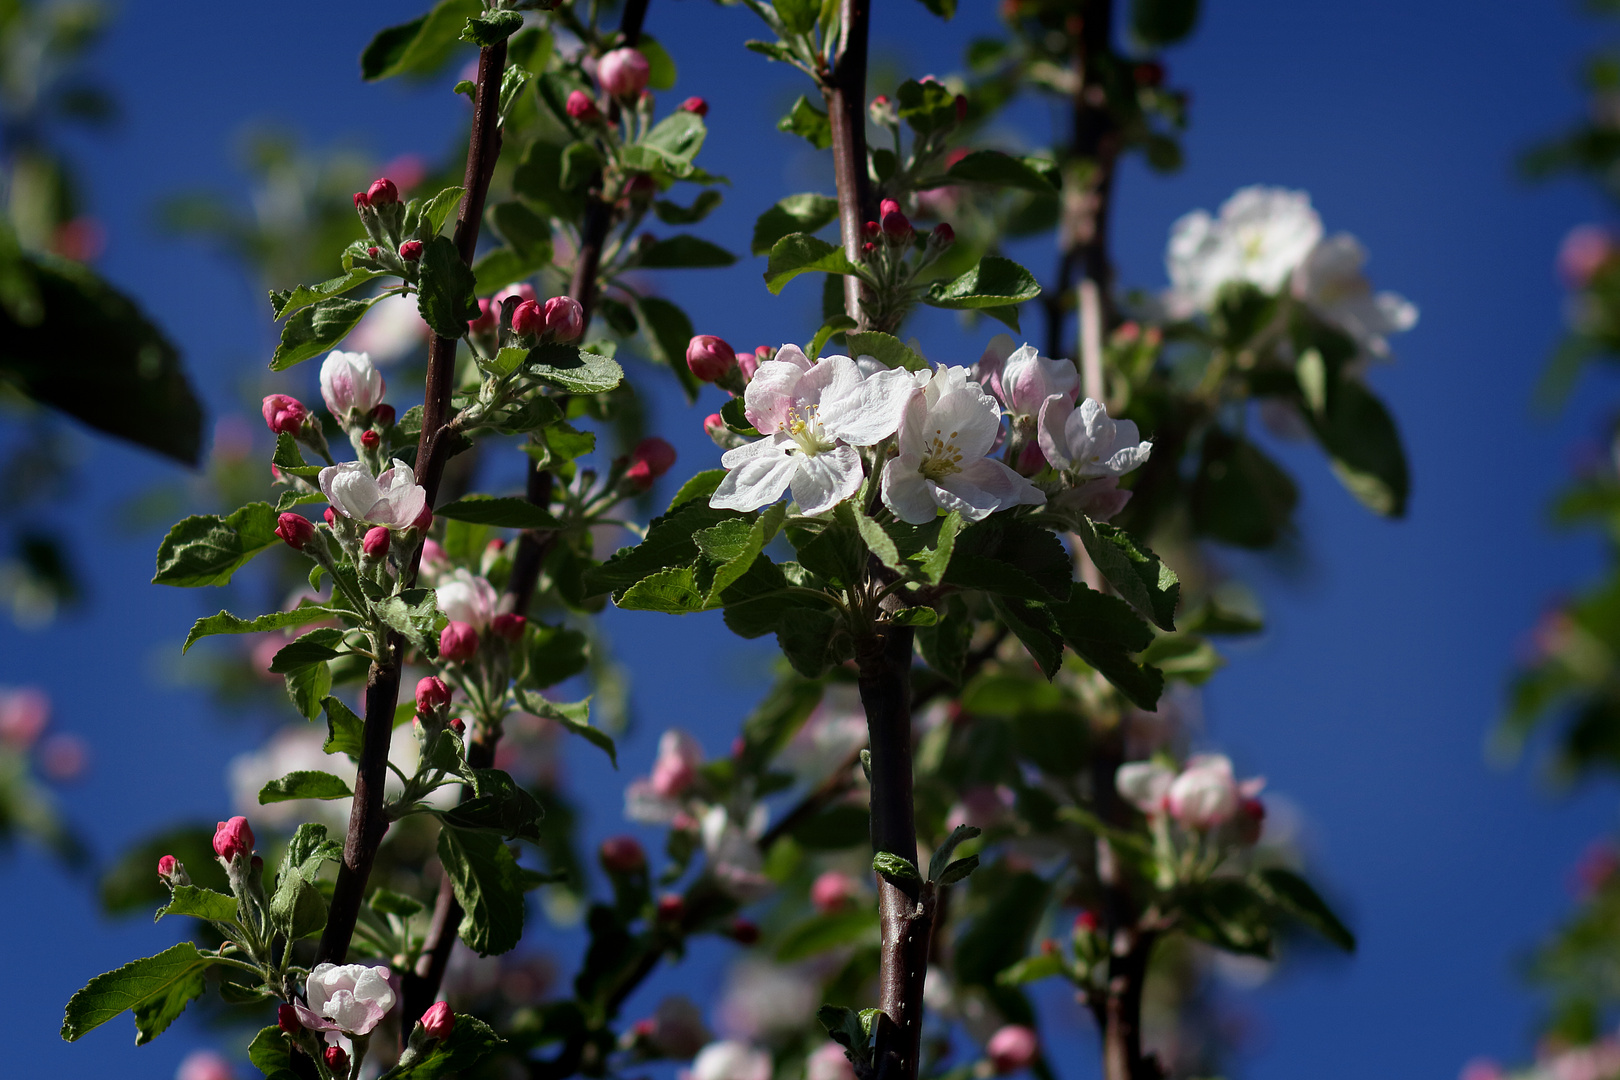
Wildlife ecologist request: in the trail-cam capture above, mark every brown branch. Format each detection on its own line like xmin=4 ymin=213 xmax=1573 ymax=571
xmin=316 ymin=39 xmax=509 ymax=969
xmin=822 ymin=0 xmax=875 ymax=325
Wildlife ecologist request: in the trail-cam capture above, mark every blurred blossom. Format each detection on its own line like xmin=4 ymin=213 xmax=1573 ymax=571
xmin=39 ymin=733 xmax=87 ymax=781
xmin=1166 ymin=186 xmax=1323 ymax=317
xmin=701 ymin=804 xmax=772 ymax=901
xmin=1560 ymin=224 xmax=1616 ymax=289
xmin=686 ymin=1041 xmax=772 ymax=1080
xmin=347 ymin=292 xmax=430 ymax=365
xmin=176 ymin=1049 xmax=235 ymax=1080
xmin=1574 ymin=840 xmax=1620 ymax=898
xmin=718 ymin=960 xmax=818 ymax=1040
xmin=642 ymin=995 xmax=713 ymax=1059
xmin=778 ymin=685 xmax=867 ymax=783
xmin=808 ymin=1042 xmax=857 ymax=1080
xmin=1209 ymin=950 xmax=1274 ymax=990
xmin=436 ymin=569 xmax=500 ymax=631
xmin=231 ymin=722 xmax=449 ymax=828
xmin=947 ymin=785 xmax=1015 ymax=831
xmin=492 ymin=712 xmax=561 ymax=788
xmin=380 ymin=153 xmax=427 ymax=193
xmin=625 ymin=729 xmax=705 ymax=823
xmin=1459 ymin=1061 xmax=1504 ymax=1080
xmin=0 ymin=686 xmax=49 ymax=749
xmin=1291 ymin=233 xmax=1418 ymax=359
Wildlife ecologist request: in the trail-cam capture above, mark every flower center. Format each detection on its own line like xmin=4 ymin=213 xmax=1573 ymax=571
xmin=921 ymin=429 xmax=964 ymax=481
xmin=786 ymin=404 xmax=834 ymax=455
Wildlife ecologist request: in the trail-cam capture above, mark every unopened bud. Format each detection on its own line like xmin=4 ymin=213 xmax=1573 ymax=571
xmin=374 ymin=404 xmax=396 ymax=426
xmin=469 ymin=298 xmax=498 ymax=335
xmin=598 ymin=47 xmax=650 ymax=98
xmin=449 ymin=717 xmax=466 ymax=735
xmin=1074 ymin=910 xmax=1098 ymax=933
xmin=412 ymin=506 xmax=433 ymax=533
xmin=626 ymin=437 xmax=677 ymax=489
xmin=367 ymin=245 xmax=380 ymax=259
xmin=157 ymin=855 xmax=189 ymax=888
xmin=881 ymin=207 xmax=912 ymax=241
xmin=440 ymin=621 xmax=479 ymax=662
xmin=353 ymin=191 xmax=370 ymax=210
xmin=275 ymin=513 xmax=315 ymax=551
xmin=421 ymin=1000 xmax=455 ymax=1041
xmin=157 ymin=854 xmax=177 ymax=878
xmin=324 ymin=506 xmax=337 ymax=527
xmin=862 ymin=241 xmax=877 ymax=256
xmin=863 ymin=220 xmax=881 ymax=239
xmin=987 ymin=1025 xmax=1039 ymax=1074
xmin=366 ymin=177 xmax=399 ymax=206
xmin=512 ymin=299 xmax=546 ymax=337
xmin=543 ymin=295 xmax=585 ymax=341
xmin=360 ymin=429 xmax=381 ymax=448
xmin=324 ymin=1046 xmax=349 ymax=1076
xmin=566 ymin=89 xmax=602 ymax=123
xmin=685 ymin=334 xmax=736 ymax=382
xmin=869 ymin=95 xmax=897 ymax=127
xmin=261 ymin=394 xmax=308 ymax=436
xmin=362 ymin=526 xmax=390 ymax=558
xmin=931 ymin=222 xmax=955 ymax=247
xmin=704 ymin=413 xmax=729 ymax=446
xmin=600 ymin=834 xmax=647 ymax=874
xmin=213 ymin=816 xmax=255 ymax=863
xmin=492 ymin=612 xmax=527 ymax=642
xmin=416 ymin=676 xmax=451 ymax=713
xmin=729 ymin=918 xmax=760 ymax=945
xmin=277 ymin=1003 xmax=299 ymax=1035
xmin=679 ymin=96 xmax=708 ymax=117
xmin=656 ymin=893 xmax=685 ymax=922
xmin=399 ymin=239 xmax=423 ymax=261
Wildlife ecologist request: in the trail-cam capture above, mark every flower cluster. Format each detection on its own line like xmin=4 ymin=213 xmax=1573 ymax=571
xmin=1116 ymin=753 xmax=1266 ymax=839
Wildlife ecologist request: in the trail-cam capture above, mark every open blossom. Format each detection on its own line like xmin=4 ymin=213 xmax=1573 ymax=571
xmin=1166 ymin=186 xmax=1323 ymax=316
xmin=1167 ymin=754 xmax=1265 ymax=830
xmin=702 ymin=803 xmax=773 ymax=901
xmin=295 ymin=963 xmax=396 ymax=1036
xmin=625 ymin=729 xmax=705 ymax=823
xmin=808 ymin=1042 xmax=858 ymax=1080
xmin=976 ymin=336 xmax=1078 ymax=424
xmin=1292 ymin=233 xmax=1418 ymax=358
xmin=1037 ymin=397 xmax=1152 ymax=478
xmin=710 ymin=346 xmax=915 ymax=516
xmin=435 ymin=568 xmax=499 ymax=631
xmin=1115 ymin=760 xmax=1174 ymax=815
xmin=319 ymin=459 xmax=428 ymax=529
xmin=319 ymin=350 xmax=386 ymax=416
xmin=881 ymin=365 xmax=1044 ymax=525
xmin=686 ymin=1041 xmax=772 ymax=1080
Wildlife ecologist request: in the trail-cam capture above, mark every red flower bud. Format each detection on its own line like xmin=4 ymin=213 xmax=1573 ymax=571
xmin=863 ymin=220 xmax=881 ymax=239
xmin=862 ymin=241 xmax=877 ymax=255
xmin=600 ymin=834 xmax=647 ymax=874
xmin=656 ymin=893 xmax=686 ymax=922
xmin=374 ymin=403 xmax=396 ymax=427
xmin=261 ymin=394 xmax=308 ymax=435
xmin=486 ymin=537 xmax=507 ymax=553
xmin=450 ymin=717 xmax=466 ymax=735
xmin=880 ymin=198 xmax=902 ymax=219
xmin=324 ymin=506 xmax=337 ymax=526
xmin=362 ymin=526 xmax=390 ymax=558
xmin=157 ymin=855 xmax=178 ymax=880
xmin=412 ymin=506 xmax=433 ymax=533
xmin=421 ymin=999 xmax=455 ymax=1040
xmin=625 ymin=460 xmax=653 ymax=490
xmin=367 ymin=246 xmax=380 ymax=259
xmin=630 ymin=436 xmax=677 ymax=481
xmin=324 ymin=1046 xmax=349 ymax=1075
xmin=360 ymin=429 xmax=381 ymax=448
xmin=277 ymin=1003 xmax=299 ymax=1035
xmin=512 ymin=299 xmax=546 ymax=337
xmin=598 ymin=47 xmax=650 ymax=98
xmin=566 ymin=89 xmax=602 ymax=123
xmin=729 ymin=918 xmax=760 ymax=945
xmin=416 ymin=676 xmax=451 ymax=714
xmin=492 ymin=612 xmax=527 ymax=642
xmin=685 ymin=334 xmax=736 ymax=382
xmin=440 ymin=621 xmax=479 ymax=662
xmin=543 ymin=295 xmax=585 ymax=341
xmin=399 ymin=239 xmax=424 ymax=261
xmin=366 ymin=177 xmax=399 ymax=206
xmin=275 ymin=513 xmax=315 ymax=551
xmin=353 ymin=191 xmax=370 ymax=210
xmin=881 ymin=208 xmax=912 ymax=241
xmin=213 ymin=816 xmax=255 ymax=863
xmin=679 ymin=96 xmax=709 ymax=117
xmin=704 ymin=413 xmax=726 ymax=436
xmin=1074 ymin=910 xmax=1099 ymax=933
xmin=469 ymin=297 xmax=498 ymax=334
xmin=932 ymin=222 xmax=955 ymax=246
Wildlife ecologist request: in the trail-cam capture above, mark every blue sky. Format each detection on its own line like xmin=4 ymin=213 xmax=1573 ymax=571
xmin=3 ymin=1 xmax=1616 ymax=1077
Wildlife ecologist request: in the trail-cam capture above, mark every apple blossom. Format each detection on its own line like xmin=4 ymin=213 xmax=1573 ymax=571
xmin=324 ymin=1047 xmax=348 ymax=1076
xmin=1165 ymin=185 xmax=1323 ymax=316
xmin=366 ymin=177 xmax=399 ymax=205
xmin=601 ymin=834 xmax=647 ymax=873
xmin=644 ymin=995 xmax=710 ymax=1058
xmin=295 ymin=963 xmax=396 ymax=1037
xmin=1166 ymin=754 xmax=1246 ymax=830
xmin=567 ymin=89 xmax=602 ymax=123
xmin=544 ymin=295 xmax=585 ymax=341
xmin=416 ymin=676 xmax=451 ymax=714
xmin=439 ymin=621 xmax=479 ymax=662
xmin=987 ymin=1024 xmax=1039 ymax=1074
xmin=436 ymin=568 xmax=499 ymax=631
xmin=710 ymin=346 xmax=916 ymax=516
xmin=701 ymin=804 xmax=773 ymax=901
xmin=361 ymin=526 xmax=389 ymax=559
xmin=598 ymin=47 xmax=650 ymax=98
xmin=469 ymin=298 xmax=498 ymax=335
xmin=1560 ymin=224 xmax=1615 ymax=288
xmin=808 ymin=1043 xmax=858 ymax=1080
xmin=0 ymin=687 xmax=48 ymax=749
xmin=996 ymin=342 xmax=1079 ymax=424
xmin=686 ymin=334 xmax=737 ymax=383
xmin=650 ymin=729 xmax=702 ymax=799
xmin=688 ymin=1041 xmax=771 ymax=1080
xmin=176 ymin=1049 xmax=235 ymax=1080
xmin=421 ymin=1000 xmax=454 ymax=1040
xmin=1037 ymin=397 xmax=1152 ymax=478
xmin=492 ymin=612 xmax=526 ymax=642
xmin=1115 ymin=760 xmax=1174 ymax=815
xmin=657 ymin=893 xmax=686 ymax=922
xmin=213 ymin=816 xmax=254 ymax=862
xmin=880 ymin=365 xmax=1044 ymax=525
xmin=261 ymin=394 xmax=308 ymax=435
xmin=1292 ymin=233 xmax=1419 ymax=358
xmin=626 ymin=436 xmax=678 ymax=490
xmin=811 ymin=870 xmax=857 ymax=913
xmin=319 ymin=350 xmax=386 ymax=417
xmin=319 ymin=459 xmax=428 ymax=530
xmin=275 ymin=512 xmax=315 ymax=550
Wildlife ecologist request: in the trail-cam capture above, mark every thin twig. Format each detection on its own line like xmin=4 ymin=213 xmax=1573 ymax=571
xmin=823 ymin=0 xmax=875 ymax=326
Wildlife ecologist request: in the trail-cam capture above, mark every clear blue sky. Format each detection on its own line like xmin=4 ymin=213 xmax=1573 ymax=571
xmin=4 ymin=1 xmax=1614 ymax=1077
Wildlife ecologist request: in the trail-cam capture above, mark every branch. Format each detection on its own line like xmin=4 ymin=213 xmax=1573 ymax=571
xmin=822 ymin=0 xmax=875 ymax=325
xmin=316 ymin=38 xmax=509 ymax=969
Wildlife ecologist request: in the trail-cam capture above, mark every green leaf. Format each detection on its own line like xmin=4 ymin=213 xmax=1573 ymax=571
xmin=765 ymin=233 xmax=861 ymax=294
xmin=520 ymin=623 xmax=590 ymax=689
xmin=361 ymin=0 xmax=483 ymax=80
xmin=915 ymin=0 xmax=957 ymax=16
xmin=1182 ymin=877 xmax=1273 ymax=958
xmin=259 ymin=771 xmax=353 ymax=803
xmin=753 ymin=193 xmax=840 ymax=257
xmin=896 ymin=78 xmax=958 ymax=135
xmin=1131 ymin=0 xmax=1200 ymax=46
xmin=439 ymin=769 xmax=545 ymax=842
xmin=1071 ymin=518 xmax=1179 ymax=631
xmin=518 ymin=691 xmax=616 ymax=766
xmin=622 ymin=110 xmax=707 ymax=175
xmin=435 ymin=495 xmax=560 ymax=529
xmin=777 ymin=94 xmax=832 ymax=149
xmin=775 ymin=608 xmax=843 ymax=678
xmin=381 ymin=1013 xmax=506 ymax=1080
xmin=997 ymin=952 xmax=1066 ymax=986
xmin=669 ymin=469 xmax=727 ymax=509
xmin=461 ymin=9 xmax=523 ymax=45
xmin=1049 ymin=586 xmax=1163 ymax=710
xmin=270 ymin=823 xmax=340 ymax=940
xmin=153 ymin=885 xmax=238 ymax=925
xmin=153 ymin=503 xmax=279 ymax=588
xmin=247 ymin=1026 xmax=301 ymax=1080
xmin=923 ymin=255 xmax=1041 ymax=310
xmin=285 ymin=661 xmax=333 ymax=721
xmin=0 ymin=254 xmax=202 ymax=465
xmin=271 ymin=432 xmax=322 ymax=480
xmin=635 ymin=295 xmax=701 ymax=401
xmin=588 ymin=500 xmax=739 ymax=595
xmin=1189 ymin=429 xmax=1298 ymax=548
xmin=182 ymin=603 xmax=335 ymax=653
xmin=527 ymin=342 xmax=625 ymax=394
xmin=370 ymin=889 xmax=425 ymax=918
xmin=322 ymin=696 xmax=364 ymax=758
xmin=946 ymin=517 xmax=1073 ymax=602
xmin=374 ymin=588 xmax=443 ymax=657
xmin=1308 ymin=377 xmax=1409 ymax=518
xmin=438 ymin=827 xmax=526 ymax=955
xmin=654 ymin=189 xmax=724 ymax=225
xmin=1255 ymin=867 xmax=1356 ymax=952
xmin=270 ymin=268 xmax=386 ymax=320
xmin=639 ymin=234 xmax=736 ymax=269
xmin=808 ymin=314 xmax=858 ymax=360
xmin=844 ymin=330 xmax=926 ymax=371
xmin=270 ymin=627 xmax=347 ymax=672
xmin=929 ymin=824 xmax=981 ymax=881
xmin=776 ymin=909 xmax=878 ymax=962
xmin=872 ymin=851 xmax=922 ymax=883
xmin=417 ymin=186 xmax=466 ymax=240
xmin=417 ymin=235 xmax=479 ymax=338
xmin=472 ymin=247 xmax=546 ymax=294
xmin=942 ymin=150 xmax=1057 ymax=191
xmin=936 ymin=855 xmax=979 ymax=885
xmin=271 ymin=296 xmax=373 ymax=371
xmin=990 ymin=595 xmax=1065 ymax=679
xmin=61 ymin=941 xmax=211 ymax=1044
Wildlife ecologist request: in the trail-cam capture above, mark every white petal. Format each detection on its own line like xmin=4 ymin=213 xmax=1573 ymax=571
xmin=789 ymin=444 xmax=863 ymax=515
xmin=881 ymin=456 xmax=940 ymax=524
xmin=1037 ymin=395 xmax=1075 ymax=469
xmin=927 ymin=386 xmax=1003 ymax=461
xmin=774 ymin=343 xmax=815 ymax=372
xmin=822 ymin=362 xmax=917 ymax=446
xmin=711 ymin=444 xmax=800 ymax=512
xmin=741 ymin=361 xmax=806 ymax=434
xmin=951 ymin=457 xmax=1046 ymax=511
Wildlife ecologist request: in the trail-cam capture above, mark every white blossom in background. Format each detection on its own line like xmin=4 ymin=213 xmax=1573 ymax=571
xmin=319 ymin=350 xmax=386 ymax=417
xmin=718 ymin=960 xmax=819 ymax=1041
xmin=1037 ymin=397 xmax=1152 ymax=478
xmin=643 ymin=995 xmax=713 ymax=1059
xmin=175 ymin=1049 xmax=235 ymax=1080
xmin=346 ymin=292 xmax=430 ymax=364
xmin=1165 ymin=186 xmax=1323 ymax=317
xmin=880 ymin=365 xmax=1045 ymax=524
xmin=710 ymin=345 xmax=916 ymax=516
xmin=686 ymin=1041 xmax=773 ymax=1080
xmin=295 ymin=963 xmax=396 ymax=1037
xmin=1292 ymin=233 xmax=1419 ymax=358
xmin=778 ymin=685 xmax=868 ymax=785
xmin=436 ymin=568 xmax=500 ymax=631
xmin=319 ymin=459 xmax=427 ymax=529
xmin=808 ymin=1043 xmax=858 ymax=1080
xmin=625 ymin=729 xmax=705 ymax=824
xmin=701 ymin=803 xmax=773 ymax=901
xmin=1115 ymin=761 xmax=1175 ymax=816
xmin=231 ymin=723 xmax=451 ymax=828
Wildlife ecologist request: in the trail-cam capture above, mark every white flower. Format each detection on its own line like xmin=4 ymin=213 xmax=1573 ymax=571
xmin=718 ymin=960 xmax=818 ymax=1040
xmin=994 ymin=341 xmax=1079 ymax=423
xmin=1166 ymin=754 xmax=1249 ymax=830
xmin=1292 ymin=234 xmax=1418 ymax=358
xmin=435 ymin=569 xmax=499 ymax=631
xmin=295 ymin=963 xmax=396 ymax=1036
xmin=701 ymin=803 xmax=773 ymax=901
xmin=808 ymin=1043 xmax=857 ymax=1080
xmin=1115 ymin=761 xmax=1174 ymax=815
xmin=687 ymin=1041 xmax=772 ymax=1080
xmin=319 ymin=458 xmax=427 ymax=529
xmin=710 ymin=346 xmax=917 ymax=516
xmin=880 ymin=365 xmax=1044 ymax=525
xmin=1037 ymin=397 xmax=1152 ymax=478
xmin=1166 ymin=186 xmax=1323 ymax=316
xmin=624 ymin=729 xmax=705 ymax=824
xmin=319 ymin=350 xmax=386 ymax=416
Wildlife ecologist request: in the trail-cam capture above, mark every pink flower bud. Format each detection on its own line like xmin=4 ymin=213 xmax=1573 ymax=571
xmin=511 ymin=299 xmax=546 ymax=336
xmin=416 ymin=676 xmax=451 ymax=713
xmin=353 ymin=191 xmax=370 ymax=209
xmin=862 ymin=241 xmax=877 ymax=256
xmin=600 ymin=834 xmax=647 ymax=874
xmin=421 ymin=1000 xmax=455 ymax=1040
xmin=544 ymin=295 xmax=585 ymax=341
xmin=729 ymin=918 xmax=759 ymax=945
xmin=440 ymin=621 xmax=479 ymax=662
xmin=703 ymin=413 xmax=726 ymax=438
xmin=1074 ymin=910 xmax=1098 ymax=933
xmin=880 ymin=198 xmax=901 ymax=219
xmin=657 ymin=893 xmax=686 ymax=922
xmin=374 ymin=403 xmax=396 ymax=426
xmin=157 ymin=855 xmax=178 ymax=880
xmin=213 ymin=816 xmax=255 ymax=863
xmin=738 ymin=348 xmax=763 ymax=381
xmin=492 ymin=612 xmax=526 ymax=642
xmin=275 ymin=512 xmax=315 ymax=550
xmin=881 ymin=207 xmax=912 ymax=241
xmin=598 ymin=47 xmax=650 ymax=98
xmin=261 ymin=394 xmax=308 ymax=435
xmin=811 ymin=870 xmax=857 ymax=914
xmin=566 ymin=89 xmax=602 ymax=123
xmin=324 ymin=1046 xmax=349 ymax=1075
xmin=685 ymin=334 xmax=736 ymax=382
xmin=987 ymin=1025 xmax=1039 ymax=1074
xmin=487 ymin=537 xmax=508 ymax=553
xmin=631 ymin=437 xmax=677 ymax=481
xmin=469 ymin=298 xmax=498 ymax=334
xmin=366 ymin=177 xmax=399 ymax=206
xmin=932 ymin=222 xmax=955 ymax=246
xmin=324 ymin=506 xmax=337 ymax=526
xmin=863 ymin=220 xmax=881 ymax=239
xmin=367 ymin=246 xmax=380 ymax=259
xmin=450 ymin=717 xmax=466 ymax=735
xmin=412 ymin=506 xmax=433 ymax=533
xmin=278 ymin=1003 xmax=299 ymax=1035
xmin=399 ymin=239 xmax=423 ymax=261
xmin=360 ymin=429 xmax=381 ymax=449
xmin=1561 ymin=225 xmax=1615 ymax=288
xmin=362 ymin=526 xmax=390 ymax=558
xmin=679 ymin=96 xmax=708 ymax=117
